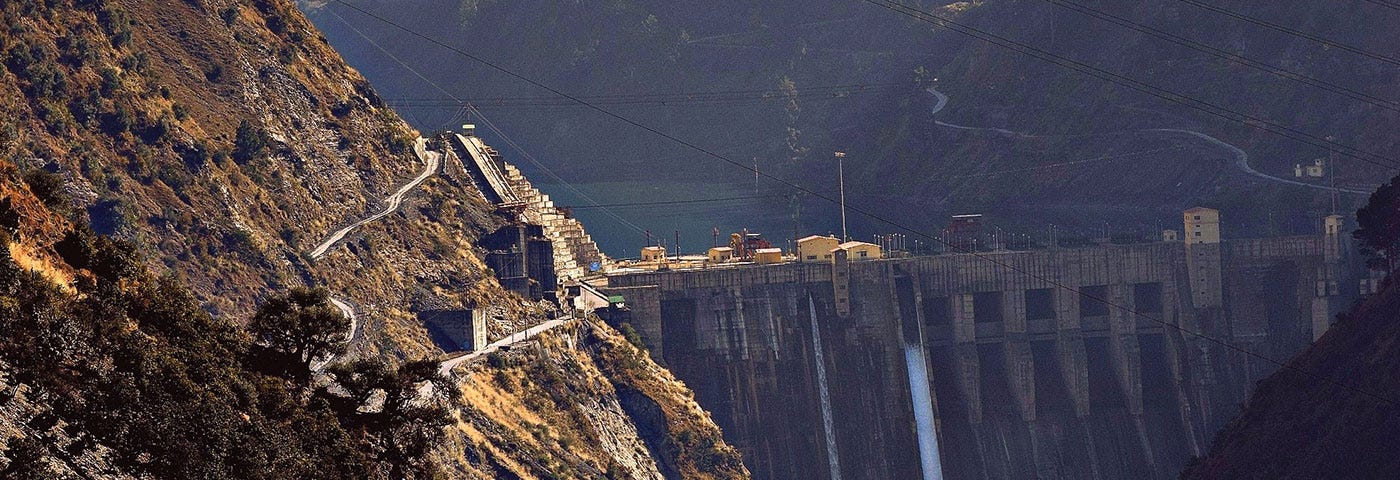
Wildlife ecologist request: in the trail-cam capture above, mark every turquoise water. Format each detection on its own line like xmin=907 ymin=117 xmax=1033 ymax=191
xmin=534 ymin=180 xmax=835 ymax=259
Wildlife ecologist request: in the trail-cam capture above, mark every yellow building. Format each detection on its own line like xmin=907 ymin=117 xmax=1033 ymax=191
xmin=641 ymin=246 xmax=667 ymax=263
xmin=753 ymin=248 xmax=783 ymax=264
xmin=797 ymin=235 xmax=840 ymax=262
xmin=708 ymin=246 xmax=734 ymax=263
xmin=1183 ymin=207 xmax=1220 ymax=244
xmin=834 ymin=241 xmax=882 ymax=261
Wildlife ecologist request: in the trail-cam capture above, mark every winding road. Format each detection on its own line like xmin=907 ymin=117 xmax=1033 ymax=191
xmin=926 ymin=87 xmax=1369 ymax=195
xmin=307 ymin=137 xmax=438 ymax=370
xmin=299 ymin=135 xmax=570 ymax=377
xmin=309 ymin=137 xmax=442 ymax=260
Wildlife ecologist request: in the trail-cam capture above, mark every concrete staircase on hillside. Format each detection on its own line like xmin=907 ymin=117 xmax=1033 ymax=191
xmin=501 ymin=164 xmax=609 ymax=281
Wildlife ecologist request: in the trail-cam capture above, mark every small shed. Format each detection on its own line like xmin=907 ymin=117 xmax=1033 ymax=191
xmin=708 ymin=246 xmax=734 ymax=263
xmin=834 ymin=241 xmax=882 ymax=260
xmin=753 ymin=247 xmax=783 ymax=264
xmin=797 ymin=235 xmax=840 ymax=262
xmin=641 ymin=245 xmax=667 ymax=263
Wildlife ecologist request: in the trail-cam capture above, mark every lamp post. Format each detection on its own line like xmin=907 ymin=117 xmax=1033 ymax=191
xmin=835 ymin=151 xmax=848 ymax=242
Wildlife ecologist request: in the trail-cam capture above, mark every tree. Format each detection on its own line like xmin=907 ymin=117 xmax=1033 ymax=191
xmin=321 ymin=358 xmax=453 ymax=478
xmin=248 ymin=286 xmax=349 ymax=378
xmin=1354 ymin=174 xmax=1400 ymax=271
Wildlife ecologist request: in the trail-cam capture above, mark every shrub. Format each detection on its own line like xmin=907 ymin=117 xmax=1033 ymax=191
xmin=232 ymin=119 xmax=269 ymax=164
xmin=67 ymin=90 xmax=101 ymax=125
xmin=99 ymin=103 xmax=133 ymax=136
xmin=220 ymin=6 xmax=239 ymax=26
xmin=137 ymin=114 xmax=174 ymax=145
xmin=619 ymin=322 xmax=646 ymax=350
xmin=204 ymin=63 xmax=223 ymax=82
xmin=22 ymin=169 xmax=66 ymax=211
xmin=99 ymin=68 xmax=120 ymax=97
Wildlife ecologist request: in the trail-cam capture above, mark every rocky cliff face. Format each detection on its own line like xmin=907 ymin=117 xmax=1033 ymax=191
xmin=438 ymin=320 xmax=747 ymax=479
xmin=0 ymin=0 xmax=509 ymax=349
xmin=0 ymin=0 xmax=747 ymax=476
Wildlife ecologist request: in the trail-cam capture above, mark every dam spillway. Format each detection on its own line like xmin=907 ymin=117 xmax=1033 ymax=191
xmin=599 ymin=220 xmax=1351 ymax=479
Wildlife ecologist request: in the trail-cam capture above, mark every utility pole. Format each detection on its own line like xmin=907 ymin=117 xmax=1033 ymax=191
xmin=835 ymin=151 xmax=848 ymax=242
xmin=1327 ymin=135 xmax=1339 ymax=215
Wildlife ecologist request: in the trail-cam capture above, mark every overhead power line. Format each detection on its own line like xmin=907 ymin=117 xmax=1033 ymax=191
xmin=330 ymin=0 xmax=1397 ymax=406
xmin=1358 ymin=0 xmax=1400 ymax=13
xmin=1040 ymin=0 xmax=1400 ymax=114
xmin=1176 ymin=0 xmax=1400 ymax=68
xmin=325 ymin=7 xmax=648 ymax=235
xmin=567 ymin=195 xmax=786 ymax=210
xmin=382 ymin=82 xmax=905 ymax=106
xmin=862 ymin=0 xmax=1399 ymax=172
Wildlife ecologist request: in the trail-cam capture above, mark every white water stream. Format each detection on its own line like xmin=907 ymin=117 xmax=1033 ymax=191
xmin=808 ymin=295 xmax=842 ymax=480
xmin=904 ymin=344 xmax=946 ymax=480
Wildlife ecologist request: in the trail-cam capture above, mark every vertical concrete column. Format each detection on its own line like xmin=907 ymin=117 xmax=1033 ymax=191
xmin=1053 ymin=286 xmax=1080 ymax=330
xmin=1107 ymin=284 xmax=1143 ymax=416
xmin=950 ymin=293 xmax=982 ymax=423
xmin=833 ymin=250 xmax=852 ymax=318
xmin=953 ymin=342 xmax=982 ymax=424
xmin=999 ymin=290 xmax=1035 ymax=421
xmin=1056 ymin=334 xmax=1090 ymax=417
xmin=1310 ymin=296 xmax=1330 ymax=341
xmin=951 ymin=293 xmax=976 ymax=344
xmin=732 ymin=287 xmax=750 ymax=360
xmin=1052 ymin=286 xmax=1090 ymax=417
xmin=1002 ymin=289 xmax=1027 ymax=334
xmin=1002 ymin=340 xmax=1036 ymax=422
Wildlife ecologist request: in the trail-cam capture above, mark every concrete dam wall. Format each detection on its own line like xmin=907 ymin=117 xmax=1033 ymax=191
xmin=602 ymin=227 xmax=1348 ymax=479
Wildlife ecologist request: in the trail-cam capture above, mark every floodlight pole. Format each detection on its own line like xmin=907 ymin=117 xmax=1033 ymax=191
xmin=836 ymin=151 xmax=848 ymax=242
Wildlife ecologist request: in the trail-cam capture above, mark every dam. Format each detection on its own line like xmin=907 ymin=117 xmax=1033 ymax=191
xmin=597 ymin=211 xmax=1352 ymax=479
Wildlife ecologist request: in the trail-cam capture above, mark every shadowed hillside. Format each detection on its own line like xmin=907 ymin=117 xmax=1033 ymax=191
xmin=1179 ymin=278 xmax=1400 ymax=479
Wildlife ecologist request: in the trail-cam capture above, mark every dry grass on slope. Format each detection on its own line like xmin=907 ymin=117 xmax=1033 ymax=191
xmin=434 ymin=319 xmax=749 ymax=480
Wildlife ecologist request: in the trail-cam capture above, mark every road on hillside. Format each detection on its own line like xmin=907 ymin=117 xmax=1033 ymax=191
xmin=309 ymin=137 xmax=441 ymax=259
xmin=437 ymin=317 xmax=573 ymax=376
xmin=304 ymin=136 xmax=438 ymax=371
xmin=926 ymin=87 xmax=1369 ymax=195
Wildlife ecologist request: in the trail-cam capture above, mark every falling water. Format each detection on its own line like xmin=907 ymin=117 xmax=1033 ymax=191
xmin=808 ymin=295 xmax=842 ymax=480
xmin=904 ymin=344 xmax=946 ymax=480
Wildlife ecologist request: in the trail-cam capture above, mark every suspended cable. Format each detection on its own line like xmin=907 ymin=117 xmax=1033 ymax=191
xmin=1175 ymin=0 xmax=1400 ymax=68
xmin=327 ymin=5 xmax=648 ymax=235
xmin=1042 ymin=0 xmax=1400 ymax=114
xmin=330 ymin=0 xmax=1398 ymax=405
xmin=863 ymin=0 xmax=1399 ymax=171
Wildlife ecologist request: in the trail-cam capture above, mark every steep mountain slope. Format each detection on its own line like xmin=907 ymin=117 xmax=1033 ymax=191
xmin=0 ymin=159 xmax=748 ymax=478
xmin=0 ymin=0 xmax=513 ymax=356
xmin=0 ymin=161 xmax=373 ymax=478
xmin=1180 ymin=278 xmax=1400 ymax=479
xmin=1 ymin=0 xmax=749 ymax=477
xmin=439 ymin=321 xmax=746 ymax=479
xmin=856 ymin=0 xmax=1399 ymax=235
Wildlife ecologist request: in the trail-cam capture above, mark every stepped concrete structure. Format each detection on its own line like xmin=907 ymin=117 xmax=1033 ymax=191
xmin=598 ymin=210 xmax=1356 ymax=480
xmin=501 ymin=163 xmax=609 ymax=280
xmin=451 ymin=133 xmax=609 ymax=284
